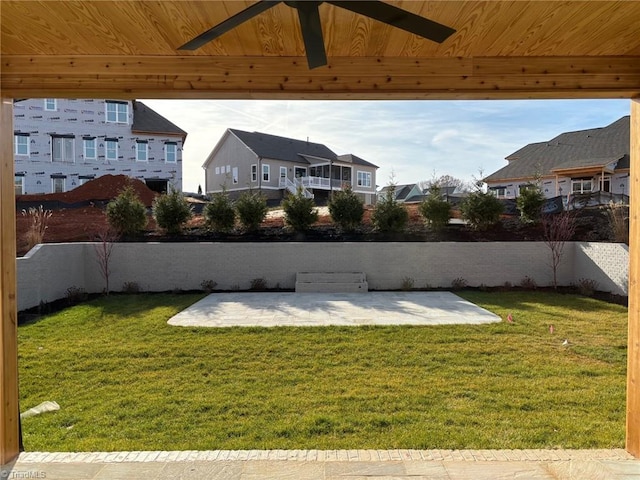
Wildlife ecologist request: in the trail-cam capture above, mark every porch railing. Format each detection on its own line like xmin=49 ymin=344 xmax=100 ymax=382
xmin=279 ymin=177 xmax=314 ymax=199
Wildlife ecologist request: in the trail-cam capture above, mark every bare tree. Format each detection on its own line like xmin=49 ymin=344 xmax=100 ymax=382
xmin=418 ymin=172 xmax=469 ymax=193
xmin=94 ymin=227 xmax=118 ymax=295
xmin=542 ymin=211 xmax=577 ymax=289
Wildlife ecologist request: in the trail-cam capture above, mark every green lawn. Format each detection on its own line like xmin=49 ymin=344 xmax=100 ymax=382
xmin=18 ymin=291 xmax=627 ymax=452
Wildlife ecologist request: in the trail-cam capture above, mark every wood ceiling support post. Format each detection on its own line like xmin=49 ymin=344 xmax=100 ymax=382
xmin=628 ymin=99 xmax=640 ymax=457
xmin=0 ymin=97 xmax=19 ymax=465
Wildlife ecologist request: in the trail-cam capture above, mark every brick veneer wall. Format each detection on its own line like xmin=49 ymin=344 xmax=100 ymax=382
xmin=16 ymin=242 xmax=628 ymax=311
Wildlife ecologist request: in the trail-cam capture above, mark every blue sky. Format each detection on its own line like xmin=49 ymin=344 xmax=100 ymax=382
xmin=142 ymin=99 xmax=631 ymax=193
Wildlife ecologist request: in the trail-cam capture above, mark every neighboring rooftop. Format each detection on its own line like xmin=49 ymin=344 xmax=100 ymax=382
xmin=485 ymin=116 xmax=630 ymax=182
xmin=132 ymin=101 xmax=188 ymax=140
xmin=229 ymin=129 xmax=378 ymax=168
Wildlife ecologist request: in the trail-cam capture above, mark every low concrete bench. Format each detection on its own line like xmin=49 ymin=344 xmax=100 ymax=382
xmin=295 ymin=272 xmax=368 ymax=293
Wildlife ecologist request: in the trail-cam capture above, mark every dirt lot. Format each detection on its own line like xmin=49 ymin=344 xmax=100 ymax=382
xmin=15 ymin=175 xmax=615 ymax=257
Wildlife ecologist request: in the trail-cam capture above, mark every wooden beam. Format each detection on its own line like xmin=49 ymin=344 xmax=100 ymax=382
xmin=628 ymin=98 xmax=640 ymax=457
xmin=0 ymin=97 xmax=19 ymax=464
xmin=1 ymin=55 xmax=639 ymax=100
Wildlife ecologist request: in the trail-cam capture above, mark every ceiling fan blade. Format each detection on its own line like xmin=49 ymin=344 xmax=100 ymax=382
xmin=291 ymin=1 xmax=328 ymax=69
xmin=328 ymin=1 xmax=455 ymax=44
xmin=179 ymin=1 xmax=282 ymax=50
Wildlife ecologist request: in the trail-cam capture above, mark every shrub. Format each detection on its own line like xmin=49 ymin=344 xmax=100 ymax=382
xmin=204 ymin=192 xmax=236 ymax=233
xmin=451 ymin=277 xmax=468 ymax=290
xmin=400 ymin=276 xmax=415 ymax=291
xmin=152 ymin=189 xmax=193 ymax=234
xmin=520 ymin=276 xmax=537 ymax=290
xmin=200 ymin=280 xmax=217 ymax=293
xmin=65 ymin=286 xmax=88 ymax=305
xmin=236 ymin=192 xmax=268 ymax=232
xmin=460 ymin=191 xmax=504 ymax=230
xmin=21 ymin=205 xmax=52 ymax=251
xmin=106 ymin=186 xmax=148 ymax=236
xmin=282 ymin=188 xmax=318 ymax=232
xmin=371 ymin=184 xmax=409 ymax=233
xmin=516 ymin=185 xmax=545 ymax=223
xmin=122 ymin=281 xmax=141 ymax=293
xmin=249 ymin=277 xmax=268 ymax=291
xmin=328 ymin=185 xmax=364 ymax=232
xmin=577 ymin=278 xmax=598 ymax=296
xmin=418 ymin=187 xmax=451 ymax=231
xmin=605 ymin=201 xmax=629 ymax=244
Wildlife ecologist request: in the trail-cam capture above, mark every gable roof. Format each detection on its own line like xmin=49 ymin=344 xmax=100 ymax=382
xmin=228 ymin=129 xmax=378 ymax=168
xmin=230 ymin=129 xmax=336 ymax=164
xmin=485 ymin=116 xmax=630 ymax=182
xmin=131 ymin=101 xmax=188 ymax=141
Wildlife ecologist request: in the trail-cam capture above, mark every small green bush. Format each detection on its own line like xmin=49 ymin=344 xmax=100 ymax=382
xmin=236 ymin=192 xmax=268 ymax=232
xmin=460 ymin=191 xmax=504 ymax=230
xmin=328 ymin=185 xmax=364 ymax=232
xmin=418 ymin=187 xmax=451 ymax=231
xmin=204 ymin=192 xmax=236 ymax=233
xmin=371 ymin=185 xmax=409 ymax=233
xmin=152 ymin=189 xmax=193 ymax=234
xmin=516 ymin=185 xmax=545 ymax=223
xmin=282 ymin=188 xmax=318 ymax=232
xmin=105 ymin=186 xmax=148 ymax=236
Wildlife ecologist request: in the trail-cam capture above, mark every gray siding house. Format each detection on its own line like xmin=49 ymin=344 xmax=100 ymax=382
xmin=484 ymin=116 xmax=630 ymax=201
xmin=203 ymin=129 xmax=378 ymax=204
xmin=13 ymin=98 xmax=187 ymax=195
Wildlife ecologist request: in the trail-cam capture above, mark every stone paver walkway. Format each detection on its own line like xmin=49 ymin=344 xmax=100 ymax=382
xmin=168 ymin=292 xmax=501 ymax=327
xmin=3 ymin=449 xmax=639 ymax=479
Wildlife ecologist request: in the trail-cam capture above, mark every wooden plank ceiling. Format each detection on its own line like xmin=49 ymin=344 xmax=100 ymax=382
xmin=1 ymin=0 xmax=640 ymax=100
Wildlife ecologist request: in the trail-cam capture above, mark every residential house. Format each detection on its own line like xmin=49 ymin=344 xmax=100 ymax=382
xmin=202 ymin=129 xmax=378 ymax=204
xmin=378 ymin=184 xmax=466 ymax=205
xmin=13 ymin=98 xmax=187 ymax=195
xmin=484 ymin=116 xmax=630 ymax=202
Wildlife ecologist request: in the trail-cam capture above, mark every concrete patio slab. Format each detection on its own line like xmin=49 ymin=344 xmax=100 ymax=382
xmin=3 ymin=449 xmax=639 ymax=480
xmin=168 ymin=292 xmax=501 ymax=328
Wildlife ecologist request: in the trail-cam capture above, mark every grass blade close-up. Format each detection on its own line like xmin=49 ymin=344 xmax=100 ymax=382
xmin=18 ymin=291 xmax=627 ymax=452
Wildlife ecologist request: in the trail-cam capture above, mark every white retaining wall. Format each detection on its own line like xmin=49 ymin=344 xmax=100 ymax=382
xmin=17 ymin=241 xmax=628 ymax=311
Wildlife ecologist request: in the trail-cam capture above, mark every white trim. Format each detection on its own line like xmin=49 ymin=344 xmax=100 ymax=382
xmin=262 ymin=164 xmax=270 ymax=182
xmin=51 ymin=177 xmax=65 ymax=193
xmin=106 ymin=139 xmax=118 ymax=161
xmin=14 ymin=134 xmax=29 ymax=157
xmin=14 ymin=176 xmax=24 ymax=195
xmin=51 ymin=136 xmax=75 ymax=163
xmin=208 ymin=186 xmax=281 ymax=194
xmin=105 ymin=100 xmax=128 ymax=124
xmin=44 ymin=98 xmax=57 ymax=111
xmin=136 ymin=141 xmax=148 ymax=162
xmin=165 ymin=142 xmax=177 ymax=163
xmin=356 ymin=170 xmax=372 ymax=188
xmin=83 ymin=137 xmax=97 ymax=160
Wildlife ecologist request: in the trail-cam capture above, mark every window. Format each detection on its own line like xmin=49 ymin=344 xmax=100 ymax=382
xmin=600 ymin=176 xmax=611 ymax=192
xmin=280 ymin=166 xmax=287 ymax=180
xmin=105 ymin=100 xmax=128 ymax=123
xmin=44 ymin=99 xmax=57 ymax=111
xmin=51 ymin=136 xmax=74 ymax=162
xmin=14 ymin=134 xmax=29 ymax=156
xmin=493 ymin=187 xmax=507 ymax=198
xmin=52 ymin=177 xmax=65 ymax=193
xmin=78 ymin=176 xmax=94 ymax=186
xmin=14 ymin=176 xmax=24 ymax=196
xmin=262 ymin=164 xmax=270 ymax=182
xmin=136 ymin=141 xmax=148 ymax=162
xmin=571 ymin=178 xmax=592 ymax=194
xmin=251 ymin=164 xmax=257 ymax=182
xmin=232 ymin=167 xmax=239 ymax=184
xmin=215 ymin=167 xmax=220 ymax=175
xmin=357 ymin=171 xmax=371 ymax=188
xmin=106 ymin=138 xmax=118 ymax=161
xmin=165 ymin=142 xmax=177 ymax=163
xmin=83 ymin=137 xmax=96 ymax=160
xmin=226 ymin=165 xmax=231 ymax=173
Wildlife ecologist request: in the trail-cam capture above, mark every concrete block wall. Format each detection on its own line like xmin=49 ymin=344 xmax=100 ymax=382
xmin=16 ymin=241 xmax=628 ymax=311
